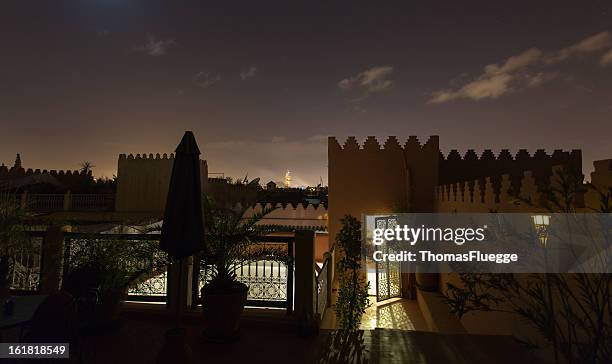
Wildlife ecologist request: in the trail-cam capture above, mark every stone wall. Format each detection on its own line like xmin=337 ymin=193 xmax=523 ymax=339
xmin=0 ymin=165 xmax=94 ymax=192
xmin=439 ymin=148 xmax=582 ymax=186
xmin=328 ymin=135 xmax=439 ymax=244
xmin=115 ymin=153 xmax=208 ymax=212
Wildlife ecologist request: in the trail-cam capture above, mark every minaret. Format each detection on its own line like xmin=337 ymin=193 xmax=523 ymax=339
xmin=284 ymin=170 xmax=292 ymax=188
xmin=13 ymin=154 xmax=22 ymax=170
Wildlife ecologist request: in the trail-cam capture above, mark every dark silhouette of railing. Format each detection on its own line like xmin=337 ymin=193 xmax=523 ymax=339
xmin=9 ymin=231 xmax=44 ymax=293
xmin=17 ymin=193 xmax=115 ymax=212
xmin=194 ymin=235 xmax=295 ymax=312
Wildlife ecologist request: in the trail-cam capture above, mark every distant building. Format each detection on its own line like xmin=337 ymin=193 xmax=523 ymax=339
xmin=14 ymin=154 xmax=22 ymax=170
xmin=0 ymin=154 xmax=110 ymax=194
xmin=266 ymin=181 xmax=277 ymax=190
xmin=284 ymin=170 xmax=292 ymax=188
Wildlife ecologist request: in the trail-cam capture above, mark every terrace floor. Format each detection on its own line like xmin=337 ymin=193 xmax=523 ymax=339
xmin=317 ymin=329 xmax=541 ymax=363
xmin=74 ymin=316 xmax=329 ymax=364
xmin=51 ymin=312 xmax=537 ymax=364
xmin=321 ymin=297 xmax=430 ymax=332
xmin=69 ymin=320 xmax=538 ymax=364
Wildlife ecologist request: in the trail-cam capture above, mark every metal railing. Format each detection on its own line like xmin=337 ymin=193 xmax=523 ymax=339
xmin=19 ymin=193 xmax=115 ymax=212
xmin=62 ymin=233 xmax=168 ymax=303
xmin=195 ymin=235 xmax=295 ymax=312
xmin=27 ymin=194 xmax=64 ymax=212
xmin=9 ymin=231 xmax=45 ymax=293
xmin=71 ymin=194 xmax=115 ymax=211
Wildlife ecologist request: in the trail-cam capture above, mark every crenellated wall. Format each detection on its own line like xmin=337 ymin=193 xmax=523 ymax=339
xmin=439 ymin=148 xmax=581 ymax=187
xmin=585 ymin=159 xmax=612 ymax=211
xmin=0 ymin=165 xmax=94 ymax=192
xmin=435 ymin=170 xmax=545 ymax=212
xmin=328 ymin=135 xmax=440 ymax=243
xmin=436 ymin=159 xmax=610 ymax=213
xmin=240 ymin=202 xmax=328 ymax=229
xmin=115 ymin=153 xmax=208 ymax=212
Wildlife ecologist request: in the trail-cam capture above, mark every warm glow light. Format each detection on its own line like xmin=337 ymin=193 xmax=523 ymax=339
xmin=532 ymin=215 xmax=550 ymax=226
xmin=531 ymin=215 xmax=551 ymax=247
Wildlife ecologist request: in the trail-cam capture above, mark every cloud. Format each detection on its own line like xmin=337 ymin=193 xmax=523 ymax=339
xmin=429 ymin=31 xmax=611 ymax=104
xmin=193 ymin=71 xmax=221 ymax=88
xmin=133 ymin=35 xmax=177 ymax=56
xmin=525 ymin=72 xmax=558 ymax=88
xmin=240 ymin=66 xmax=258 ymax=80
xmin=548 ymin=31 xmax=612 ymax=63
xmin=338 ymin=66 xmax=394 ymax=102
xmin=601 ymin=49 xmax=612 ymax=66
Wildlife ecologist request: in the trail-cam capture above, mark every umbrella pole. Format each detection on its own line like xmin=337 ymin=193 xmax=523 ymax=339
xmin=175 ymin=258 xmax=183 ymax=328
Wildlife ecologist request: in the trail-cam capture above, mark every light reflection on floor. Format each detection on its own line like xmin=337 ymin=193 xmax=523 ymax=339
xmin=360 ymin=297 xmax=429 ymax=331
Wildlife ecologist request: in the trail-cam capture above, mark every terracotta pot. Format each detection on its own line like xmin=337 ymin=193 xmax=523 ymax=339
xmin=81 ymin=289 xmax=126 ymax=332
xmin=201 ymin=283 xmax=248 ymax=340
xmin=95 ymin=289 xmax=125 ymax=323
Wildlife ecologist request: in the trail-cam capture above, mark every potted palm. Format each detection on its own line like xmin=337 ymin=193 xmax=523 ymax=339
xmin=65 ymin=236 xmax=168 ymax=330
xmin=200 ymin=196 xmax=277 ymax=340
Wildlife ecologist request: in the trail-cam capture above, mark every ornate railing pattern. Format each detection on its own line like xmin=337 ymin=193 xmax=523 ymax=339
xmin=9 ymin=235 xmax=43 ymax=292
xmin=128 ymin=271 xmax=167 ymax=300
xmin=195 ymin=235 xmax=294 ymax=311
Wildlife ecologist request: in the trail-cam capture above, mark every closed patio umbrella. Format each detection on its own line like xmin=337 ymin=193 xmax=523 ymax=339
xmin=160 ymin=131 xmax=204 ymax=327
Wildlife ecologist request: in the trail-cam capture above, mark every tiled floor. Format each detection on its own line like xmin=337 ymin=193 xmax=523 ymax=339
xmin=360 ymin=297 xmax=429 ymax=331
xmin=316 ymin=329 xmax=540 ymax=363
xmin=321 ymin=296 xmax=430 ymax=332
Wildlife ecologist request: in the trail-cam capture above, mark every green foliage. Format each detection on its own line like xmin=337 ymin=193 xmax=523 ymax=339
xmin=66 ymin=237 xmax=169 ymax=296
xmin=0 ymin=193 xmax=34 ymax=285
xmin=334 ymin=215 xmax=369 ymax=331
xmin=445 ymin=167 xmax=612 ymax=363
xmin=443 ymin=273 xmax=612 ymax=363
xmin=201 ymin=194 xmax=282 ymax=292
xmin=0 ymin=193 xmax=31 ymax=257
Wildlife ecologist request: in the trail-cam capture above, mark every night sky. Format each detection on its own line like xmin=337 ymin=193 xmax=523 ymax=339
xmin=1 ymin=1 xmax=611 ymax=186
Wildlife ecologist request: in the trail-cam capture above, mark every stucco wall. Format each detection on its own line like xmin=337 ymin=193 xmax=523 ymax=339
xmin=115 ymin=153 xmax=208 ymax=212
xmin=328 ymin=135 xmax=439 ymax=244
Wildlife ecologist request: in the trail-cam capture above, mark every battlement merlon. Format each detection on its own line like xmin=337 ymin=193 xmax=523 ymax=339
xmin=328 ymin=135 xmax=440 ymax=152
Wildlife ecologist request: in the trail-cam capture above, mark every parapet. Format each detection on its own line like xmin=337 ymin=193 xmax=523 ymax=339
xmin=0 ymin=165 xmax=92 ymax=180
xmin=439 ymin=148 xmax=582 ymax=185
xmin=434 ymin=164 xmax=592 ymax=212
xmin=239 ymin=202 xmax=328 ymax=226
xmin=329 ymin=136 xmax=439 ymax=152
xmin=118 ymin=153 xmax=175 ymax=160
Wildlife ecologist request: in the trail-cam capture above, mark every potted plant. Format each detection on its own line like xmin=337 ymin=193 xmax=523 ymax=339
xmin=334 ymin=215 xmax=369 ymax=331
xmin=200 ymin=195 xmax=276 ymax=340
xmin=65 ymin=236 xmax=168 ymax=330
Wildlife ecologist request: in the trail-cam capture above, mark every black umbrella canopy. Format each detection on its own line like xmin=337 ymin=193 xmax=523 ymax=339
xmin=160 ymin=131 xmax=204 ymax=260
